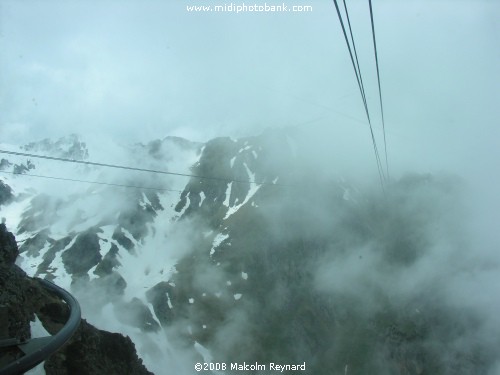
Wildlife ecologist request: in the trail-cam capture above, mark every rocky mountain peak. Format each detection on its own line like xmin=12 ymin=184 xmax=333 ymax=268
xmin=22 ymin=134 xmax=89 ymax=161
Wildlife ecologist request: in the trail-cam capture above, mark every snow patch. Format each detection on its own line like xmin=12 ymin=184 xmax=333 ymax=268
xmin=176 ymin=193 xmax=191 ymax=217
xmin=139 ymin=192 xmax=152 ymax=209
xmin=25 ymin=314 xmax=50 ymax=375
xmin=98 ymin=225 xmax=116 ymax=241
xmin=146 ymin=302 xmax=162 ymax=328
xmin=199 ymin=191 xmax=206 ymax=206
xmin=46 ymin=235 xmax=79 ymax=289
xmin=222 ymin=182 xmax=232 ymax=207
xmin=223 ymin=163 xmax=261 ymax=220
xmin=88 ymin=264 xmax=99 ymax=281
xmin=234 ymin=293 xmax=242 ymax=300
xmin=30 ymin=313 xmax=50 ymax=338
xmin=238 ymin=145 xmax=252 ymax=153
xmin=241 ymin=272 xmax=248 ymax=280
xmin=210 ymin=233 xmax=229 ymax=256
xmin=18 ymin=241 xmax=51 ymax=277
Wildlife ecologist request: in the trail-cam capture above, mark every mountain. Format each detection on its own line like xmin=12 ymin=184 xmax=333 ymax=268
xmin=0 ymin=131 xmax=498 ymax=374
xmin=0 ymin=223 xmax=152 ymax=374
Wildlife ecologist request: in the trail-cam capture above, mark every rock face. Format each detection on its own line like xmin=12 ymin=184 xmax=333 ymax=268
xmin=43 ymin=319 xmax=153 ymax=375
xmin=0 ymin=180 xmax=13 ymax=207
xmin=0 ymin=223 xmax=153 ymax=375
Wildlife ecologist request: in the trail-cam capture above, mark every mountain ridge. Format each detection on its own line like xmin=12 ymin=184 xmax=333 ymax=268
xmin=1 ymin=130 xmax=498 ymax=374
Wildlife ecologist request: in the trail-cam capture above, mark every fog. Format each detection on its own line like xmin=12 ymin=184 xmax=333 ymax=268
xmin=2 ymin=0 xmax=498 ymax=198
xmin=1 ymin=0 xmax=500 ymax=374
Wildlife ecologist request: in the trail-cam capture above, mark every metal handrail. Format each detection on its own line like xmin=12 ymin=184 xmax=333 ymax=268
xmin=0 ymin=278 xmax=81 ymax=375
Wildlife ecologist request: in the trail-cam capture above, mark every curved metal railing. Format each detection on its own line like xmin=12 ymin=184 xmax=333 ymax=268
xmin=0 ymin=278 xmax=81 ymax=375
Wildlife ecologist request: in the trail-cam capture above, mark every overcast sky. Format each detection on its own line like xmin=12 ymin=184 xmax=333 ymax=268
xmin=0 ymin=0 xmax=499 ymax=181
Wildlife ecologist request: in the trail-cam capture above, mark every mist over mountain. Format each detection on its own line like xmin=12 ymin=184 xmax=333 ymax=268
xmin=0 ymin=129 xmax=499 ymax=374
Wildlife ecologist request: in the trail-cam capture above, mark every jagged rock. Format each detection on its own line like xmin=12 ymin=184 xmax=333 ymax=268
xmin=44 ymin=319 xmax=152 ymax=375
xmin=0 ymin=224 xmax=153 ymax=374
xmin=61 ymin=228 xmax=102 ymax=277
xmin=93 ymin=243 xmax=121 ymax=277
xmin=0 ymin=223 xmax=17 ymax=265
xmin=0 ymin=181 xmax=13 ymax=207
xmin=0 ymin=159 xmax=12 ymax=171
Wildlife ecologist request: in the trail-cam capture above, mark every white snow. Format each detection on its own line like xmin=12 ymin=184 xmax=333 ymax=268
xmin=223 ymin=163 xmax=261 ymax=220
xmin=199 ymin=191 xmax=206 ymax=206
xmin=226 ymin=280 xmax=232 ymax=286
xmin=45 ymin=235 xmax=79 ymax=289
xmin=210 ymin=233 xmax=229 ymax=256
xmin=222 ymin=182 xmax=232 ymax=207
xmin=30 ymin=313 xmax=50 ymax=338
xmin=176 ymin=193 xmax=191 ymax=217
xmin=189 ymin=298 xmax=194 ymax=304
xmin=25 ymin=314 xmax=50 ymax=375
xmin=241 ymin=272 xmax=248 ymax=280
xmin=98 ymin=225 xmax=116 ymax=241
xmin=17 ymin=241 xmax=51 ymax=277
xmin=230 ymin=156 xmax=236 ymax=168
xmin=252 ymin=150 xmax=258 ymax=159
xmin=87 ymin=264 xmax=99 ymax=281
xmin=238 ymin=145 xmax=252 ymax=153
xmin=139 ymin=192 xmax=152 ymax=209
xmin=234 ymin=293 xmax=242 ymax=300
xmin=25 ymin=361 xmax=45 ymax=375
xmin=147 ymin=302 xmax=162 ymax=328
